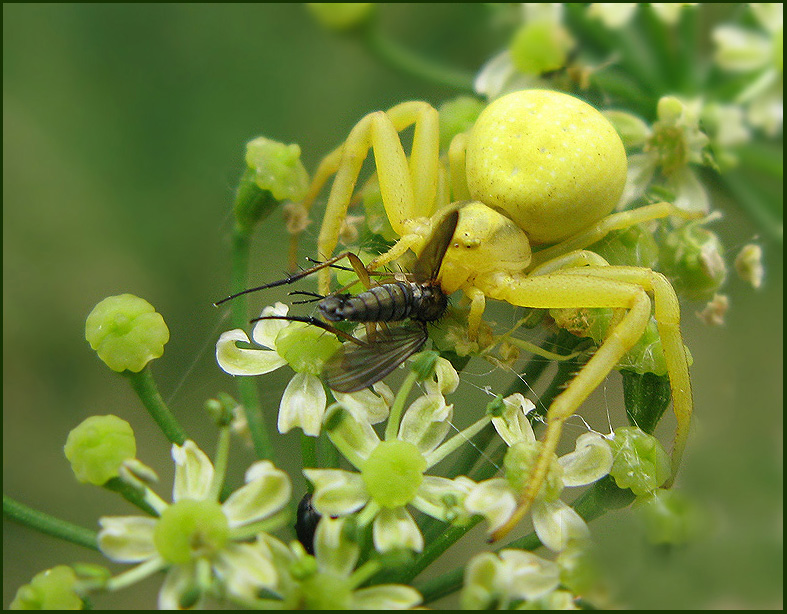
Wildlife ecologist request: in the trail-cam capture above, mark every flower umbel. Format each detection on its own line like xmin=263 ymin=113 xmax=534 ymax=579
xmin=97 ymin=440 xmax=291 ymax=608
xmin=466 ymin=395 xmax=613 ymax=551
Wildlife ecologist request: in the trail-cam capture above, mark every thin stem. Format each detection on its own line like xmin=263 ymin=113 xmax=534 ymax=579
xmin=124 ymin=367 xmax=186 ymax=445
xmin=425 ymin=414 xmax=492 ymax=467
xmin=3 ymin=495 xmax=99 ymax=551
xmin=230 ymin=226 xmax=275 ymax=460
xmin=301 ymin=432 xmax=317 ymax=469
xmin=362 ymin=23 xmax=475 ymax=92
xmin=103 ymin=478 xmax=160 ymax=517
xmin=209 ymin=426 xmax=232 ymax=502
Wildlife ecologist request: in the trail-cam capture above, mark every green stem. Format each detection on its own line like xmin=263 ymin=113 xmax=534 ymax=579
xmin=209 ymin=427 xmax=232 ymax=502
xmin=230 ymin=226 xmax=275 ymax=460
xmin=3 ymin=495 xmax=99 ymax=551
xmin=301 ymin=432 xmax=317 ymax=469
xmin=103 ymin=478 xmax=160 ymax=517
xmin=362 ymin=23 xmax=475 ymax=92
xmin=125 ymin=367 xmax=186 ymax=445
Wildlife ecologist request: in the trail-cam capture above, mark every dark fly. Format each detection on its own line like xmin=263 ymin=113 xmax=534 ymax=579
xmin=215 ymin=210 xmax=458 ymax=393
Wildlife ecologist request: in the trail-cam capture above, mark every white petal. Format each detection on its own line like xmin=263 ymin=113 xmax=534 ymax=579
xmin=216 ymin=329 xmax=287 ymax=376
xmin=423 ymin=357 xmax=459 ymax=396
xmin=713 ymin=25 xmax=771 ymax=72
xmin=491 ymin=394 xmax=536 ymax=447
xmin=372 ymin=507 xmax=424 ymax=552
xmin=333 ymin=383 xmax=392 ymax=425
xmin=398 ymin=394 xmax=452 ymax=455
xmin=314 ymin=516 xmax=360 ymax=577
xmin=213 ymin=542 xmax=278 ymax=600
xmin=618 ymin=153 xmax=657 ymax=208
xmin=532 ymin=500 xmax=590 ymax=552
xmin=158 ymin=564 xmax=199 ymax=610
xmin=222 ymin=461 xmax=291 ymax=527
xmin=669 ymin=166 xmax=709 ymax=214
xmin=324 ymin=404 xmax=380 ymax=465
xmin=251 ymin=303 xmax=290 ymax=349
xmin=559 ymin=432 xmax=613 ymax=487
xmin=465 ymin=478 xmax=517 ymax=534
xmin=500 ymin=549 xmax=561 ymax=600
xmin=97 ymin=516 xmax=158 ymax=562
xmin=278 ymin=373 xmax=326 ymax=436
xmin=587 ymin=3 xmax=637 ymax=28
xmin=172 ymin=440 xmax=214 ymax=502
xmin=352 ymin=585 xmax=423 ymax=609
xmin=304 ymin=468 xmax=369 ymax=516
xmin=412 ymin=475 xmax=475 ymax=522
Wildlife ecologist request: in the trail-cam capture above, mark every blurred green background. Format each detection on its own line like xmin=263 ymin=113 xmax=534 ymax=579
xmin=3 ymin=4 xmax=782 ymax=609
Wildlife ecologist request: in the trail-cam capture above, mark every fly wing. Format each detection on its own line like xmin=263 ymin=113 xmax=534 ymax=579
xmin=323 ymin=323 xmax=428 ymax=393
xmin=412 ymin=210 xmax=459 ymax=283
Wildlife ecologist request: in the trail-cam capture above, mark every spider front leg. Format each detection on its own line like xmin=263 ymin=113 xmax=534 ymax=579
xmin=480 ymin=269 xmax=690 ymax=541
xmin=295 ymin=101 xmax=442 ymax=294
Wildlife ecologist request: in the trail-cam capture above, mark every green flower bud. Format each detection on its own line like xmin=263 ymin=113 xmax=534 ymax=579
xmin=85 ymin=294 xmax=169 ymax=373
xmin=10 ymin=566 xmax=83 ymax=610
xmin=438 ymin=96 xmax=486 ymax=150
xmin=306 ymin=3 xmax=374 ymax=33
xmin=153 ymin=499 xmax=229 ymax=565
xmin=608 ymin=427 xmax=670 ymax=496
xmin=634 ymin=488 xmax=702 ymax=545
xmin=362 ymin=440 xmax=426 ymax=508
xmin=550 ymin=308 xmax=668 ymax=376
xmin=274 ymin=323 xmax=342 ymax=375
xmin=590 ymin=224 xmax=660 ymax=269
xmin=509 ymin=20 xmax=575 ymax=75
xmin=602 ymin=110 xmax=651 ymax=149
xmin=410 ymin=350 xmax=440 ymax=381
xmin=245 ymin=137 xmax=309 ymax=203
xmin=659 ymin=223 xmax=727 ymax=301
xmin=64 ymin=415 xmax=136 ymax=486
xmin=299 ymin=573 xmax=354 ymax=610
xmin=504 ymin=441 xmax=563 ymax=502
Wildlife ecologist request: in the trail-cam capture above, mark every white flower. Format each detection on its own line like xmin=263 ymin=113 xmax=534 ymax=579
xmin=97 ymin=441 xmax=291 ymax=609
xmin=305 ymin=377 xmax=479 ymax=553
xmin=461 ymin=548 xmax=562 ymax=609
xmin=261 ymin=516 xmax=423 ymax=609
xmin=465 ymin=395 xmax=613 ymax=552
xmin=588 ymin=4 xmax=697 ymax=29
xmin=216 ymin=303 xmax=385 ymax=436
xmin=713 ymin=3 xmax=783 ymax=136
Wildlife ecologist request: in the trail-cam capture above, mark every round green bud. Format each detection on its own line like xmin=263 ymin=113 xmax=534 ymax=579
xmin=153 ymin=499 xmax=229 ymax=565
xmin=306 ymin=3 xmax=374 ymax=33
xmin=438 ymin=96 xmax=486 ymax=151
xmin=299 ymin=572 xmax=354 ymax=610
xmin=245 ymin=136 xmax=309 ymax=203
xmin=602 ymin=110 xmax=651 ymax=149
xmin=10 ymin=566 xmax=82 ymax=610
xmin=504 ymin=441 xmax=563 ymax=502
xmin=362 ymin=440 xmax=426 ymax=508
xmin=634 ymin=488 xmax=702 ymax=545
xmin=85 ymin=294 xmax=169 ymax=373
xmin=509 ymin=20 xmax=575 ymax=76
xmin=274 ymin=323 xmax=342 ymax=375
xmin=64 ymin=415 xmax=136 ymax=486
xmin=590 ymin=225 xmax=660 ymax=269
xmin=608 ymin=427 xmax=670 ymax=496
xmin=659 ymin=224 xmax=727 ymax=301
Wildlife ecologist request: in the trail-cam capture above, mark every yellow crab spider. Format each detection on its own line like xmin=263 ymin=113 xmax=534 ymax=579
xmin=296 ymin=89 xmax=697 ymax=541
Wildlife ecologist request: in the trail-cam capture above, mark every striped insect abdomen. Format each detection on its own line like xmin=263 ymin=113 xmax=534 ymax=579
xmin=318 ymin=281 xmax=445 ymax=323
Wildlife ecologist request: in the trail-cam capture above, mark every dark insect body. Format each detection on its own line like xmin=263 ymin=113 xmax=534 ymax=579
xmin=215 ymin=210 xmax=459 ymax=393
xmin=294 ymin=492 xmax=321 ymax=555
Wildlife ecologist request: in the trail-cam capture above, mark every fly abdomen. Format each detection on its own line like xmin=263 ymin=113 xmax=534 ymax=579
xmin=319 ymin=281 xmax=442 ymax=322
